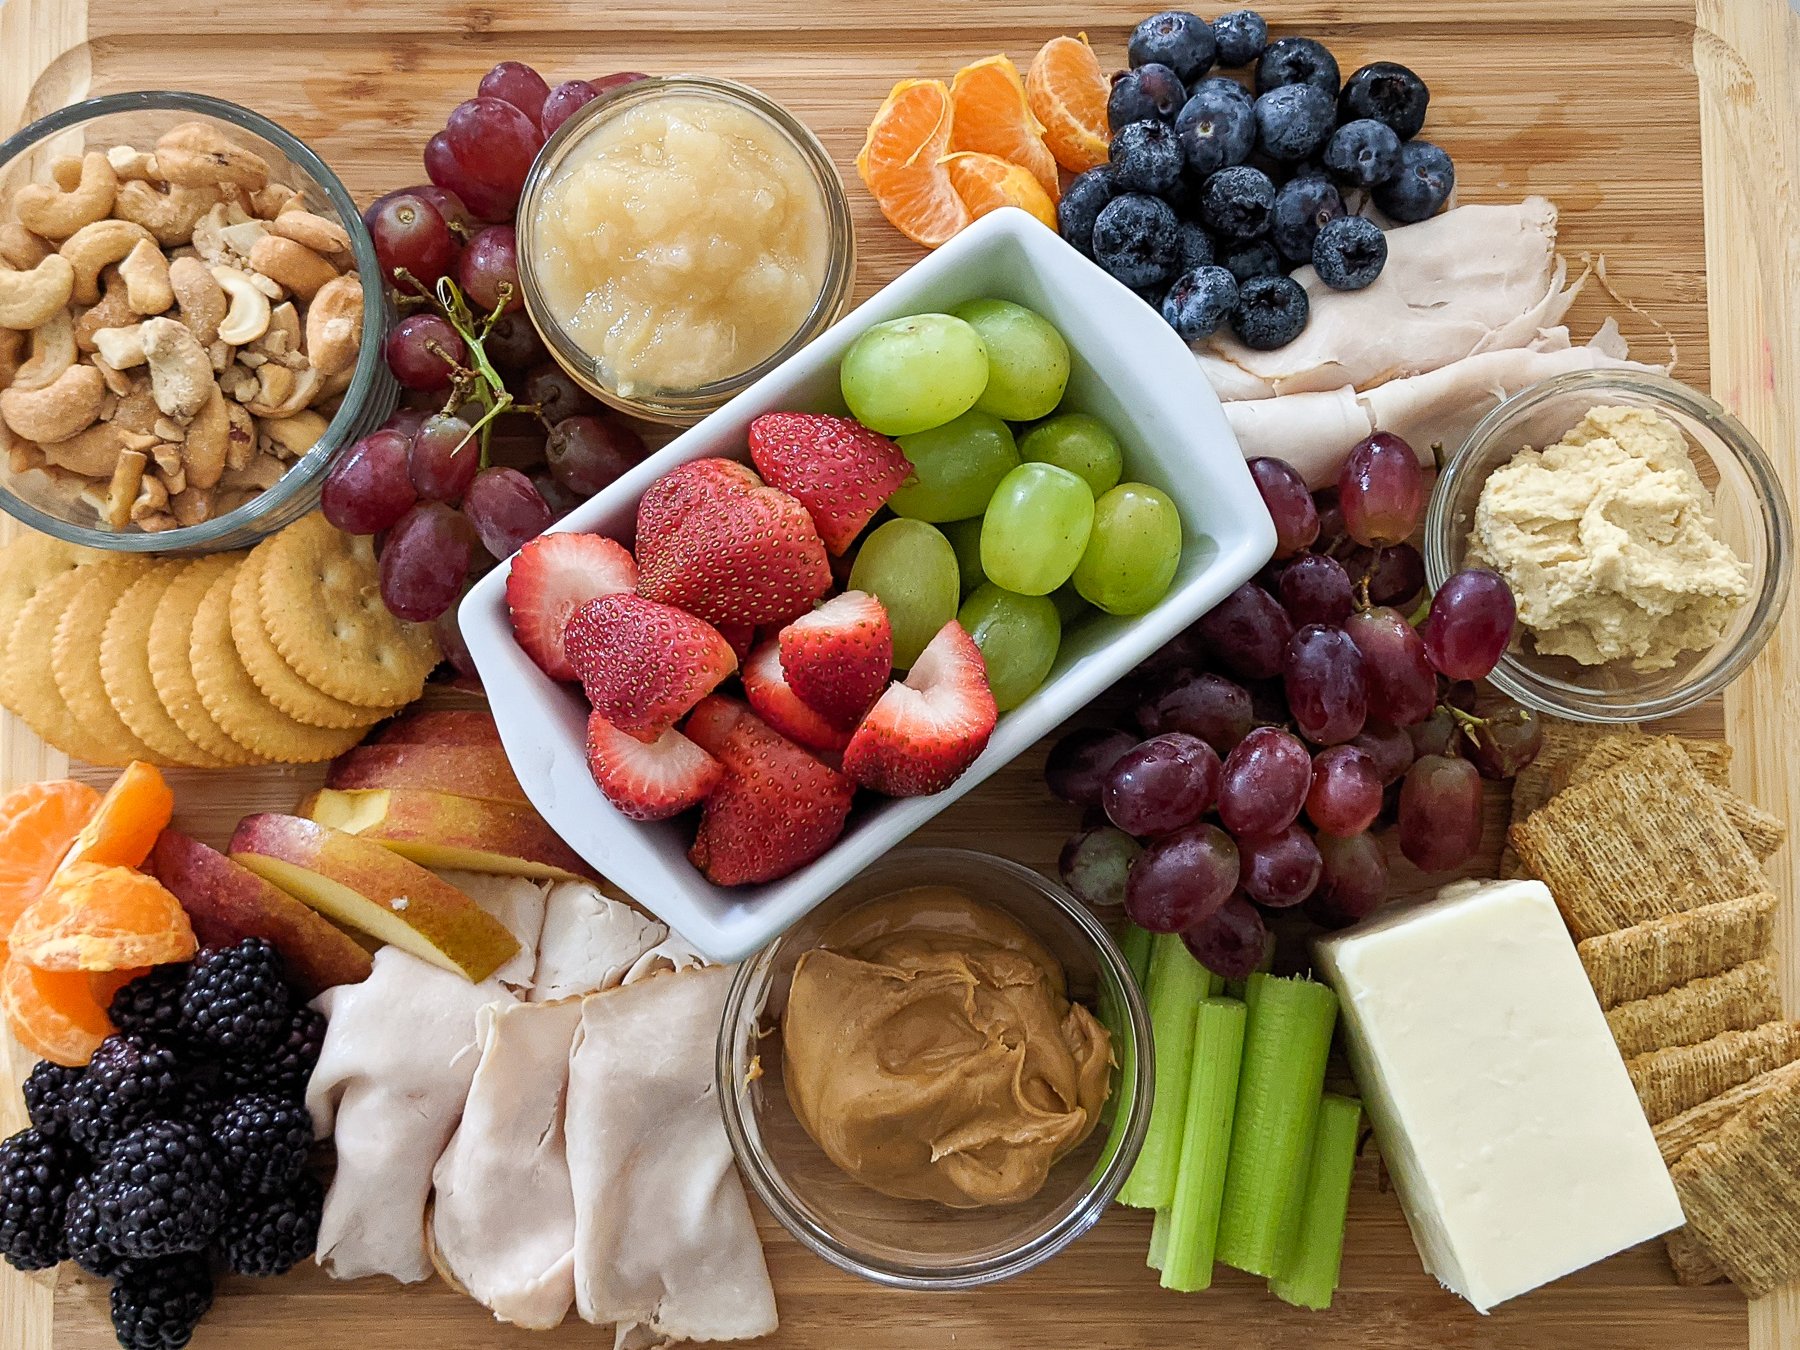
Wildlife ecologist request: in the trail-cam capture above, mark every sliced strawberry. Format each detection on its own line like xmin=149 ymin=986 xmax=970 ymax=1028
xmin=685 ymin=696 xmax=855 ymax=886
xmin=742 ymin=639 xmax=851 ymax=753
xmin=778 ymin=591 xmax=894 ymax=729
xmin=505 ymin=533 xmax=638 ymax=681
xmin=564 ymin=594 xmax=737 ymax=742
xmin=585 ymin=712 xmax=722 ymax=821
xmin=634 ymin=456 xmax=831 ymax=626
xmin=748 ymin=412 xmax=912 ymax=555
xmin=842 ymin=620 xmax=997 ymax=796
xmin=715 ymin=620 xmax=757 ymax=664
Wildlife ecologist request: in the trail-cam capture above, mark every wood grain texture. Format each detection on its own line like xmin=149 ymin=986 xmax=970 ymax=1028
xmin=0 ymin=0 xmax=1792 ymax=1347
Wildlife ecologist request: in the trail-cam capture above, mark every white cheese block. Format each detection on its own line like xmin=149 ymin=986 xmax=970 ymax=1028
xmin=1314 ymin=877 xmax=1684 ymax=1312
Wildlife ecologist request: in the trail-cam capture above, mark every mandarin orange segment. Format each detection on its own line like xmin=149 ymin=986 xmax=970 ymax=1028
xmin=9 ymin=861 xmax=196 ymax=972
xmin=949 ymin=55 xmax=1061 ymax=204
xmin=2 ymin=955 xmax=113 ymax=1066
xmin=941 ymin=152 xmax=1059 ymax=230
xmin=857 ymin=78 xmax=973 ymax=249
xmin=1025 ymin=34 xmax=1111 ymax=175
xmin=57 ymin=760 xmax=175 ymax=875
xmin=0 ymin=779 xmax=101 ymax=939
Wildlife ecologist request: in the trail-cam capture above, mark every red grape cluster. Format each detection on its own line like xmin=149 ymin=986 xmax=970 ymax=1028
xmin=1046 ymin=432 xmax=1543 ymax=980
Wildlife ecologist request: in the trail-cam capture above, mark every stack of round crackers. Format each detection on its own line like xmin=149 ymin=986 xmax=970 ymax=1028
xmin=0 ymin=515 xmax=440 ymax=767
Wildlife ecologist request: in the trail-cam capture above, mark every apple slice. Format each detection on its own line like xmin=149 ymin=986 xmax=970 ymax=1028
xmin=228 ymin=814 xmax=521 ymax=983
xmin=325 ymin=744 xmax=529 ymax=807
xmin=297 ymin=788 xmax=597 ymax=883
xmin=371 ymin=710 xmax=502 ymax=747
xmin=147 ymin=830 xmax=374 ymax=997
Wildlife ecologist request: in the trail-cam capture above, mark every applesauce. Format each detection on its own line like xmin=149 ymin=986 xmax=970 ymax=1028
xmin=527 ymin=82 xmax=839 ymax=407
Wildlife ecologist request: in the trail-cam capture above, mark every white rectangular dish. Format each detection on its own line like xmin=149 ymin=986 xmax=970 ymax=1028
xmin=460 ymin=208 xmax=1275 ymax=962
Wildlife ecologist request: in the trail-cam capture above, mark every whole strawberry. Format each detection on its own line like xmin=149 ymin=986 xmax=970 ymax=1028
xmin=748 ymin=412 xmax=913 ymax=555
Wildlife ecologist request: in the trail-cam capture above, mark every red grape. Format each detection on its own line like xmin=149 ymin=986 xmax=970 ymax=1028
xmin=381 ymin=407 xmax=430 ymax=443
xmin=1338 ymin=431 xmax=1424 ymax=546
xmin=435 ymin=602 xmax=478 ymax=679
xmin=403 ymin=183 xmax=475 ymax=235
xmin=524 ymin=364 xmax=597 ymax=424
xmin=322 ymin=429 xmax=416 ymax=535
xmin=1304 ymin=744 xmax=1383 ymax=835
xmin=1103 ymin=733 xmax=1221 ymax=836
xmin=379 ymin=501 xmax=475 ymax=622
xmin=592 ymin=72 xmax=650 ymax=94
xmin=408 ymin=413 xmax=481 ymax=502
xmin=463 ymin=465 xmax=553 ymax=558
xmin=1350 ymin=721 xmax=1415 ymax=785
xmin=458 ymin=225 xmax=522 ymax=316
xmin=1197 ymin=581 xmax=1294 ymax=680
xmin=1277 ymin=552 xmax=1354 ymax=626
xmin=366 ymin=191 xmax=457 ymax=292
xmin=1238 ymin=825 xmax=1322 ymax=908
xmin=546 ymin=414 xmax=646 ymax=496
xmin=1398 ymin=754 xmax=1484 ymax=872
xmin=541 ymin=80 xmax=602 ymax=138
xmin=1307 ymin=830 xmax=1389 ymax=928
xmin=1312 ymin=485 xmax=1344 ymax=544
xmin=1044 ymin=727 xmax=1139 ymax=807
xmin=1405 ymin=704 xmax=1460 ymax=759
xmin=385 ymin=313 xmax=466 ymax=392
xmin=1342 ymin=605 xmax=1437 ymax=726
xmin=1420 ymin=568 xmax=1517 ymax=680
xmin=442 ymin=98 xmax=543 ymax=218
xmin=1218 ymin=725 xmax=1311 ymax=837
xmin=1125 ymin=823 xmax=1239 ymax=932
xmin=1134 ymin=670 xmax=1253 ymax=754
xmin=1247 ymin=456 xmax=1319 ymax=558
xmin=424 ymin=130 xmax=517 ymax=223
xmin=477 ymin=61 xmax=552 ymax=128
xmin=1465 ymin=705 xmax=1543 ymax=780
xmin=1346 ymin=542 xmax=1425 ymax=609
xmin=1181 ymin=896 xmax=1270 ymax=980
xmin=1059 ymin=826 xmax=1142 ymax=907
xmin=529 ymin=469 xmax=583 ymax=521
xmin=1284 ymin=623 xmax=1368 ymax=745
xmin=1133 ymin=628 xmax=1208 ymax=682
xmin=486 ymin=311 xmax=548 ymax=372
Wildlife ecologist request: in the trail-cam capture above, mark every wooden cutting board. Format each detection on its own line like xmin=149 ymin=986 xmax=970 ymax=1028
xmin=2 ymin=0 xmax=1796 ymax=1347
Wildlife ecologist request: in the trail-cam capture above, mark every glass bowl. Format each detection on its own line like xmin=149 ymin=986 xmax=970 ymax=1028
xmin=0 ymin=91 xmax=397 ymax=553
xmin=516 ymin=74 xmax=856 ymax=425
xmin=717 ymin=847 xmax=1151 ymax=1289
xmin=1425 ymin=368 xmax=1792 ymax=722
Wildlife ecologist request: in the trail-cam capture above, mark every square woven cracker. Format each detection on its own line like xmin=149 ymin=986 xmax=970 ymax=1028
xmin=1509 ymin=740 xmax=1765 ymax=940
xmin=1711 ymin=788 xmax=1788 ymax=861
xmin=1656 ymin=1058 xmax=1800 ymax=1165
xmin=1579 ymin=892 xmax=1779 ymax=1009
xmin=1557 ymin=732 xmax=1733 ymax=792
xmin=1499 ymin=718 xmax=1626 ymax=879
xmin=1627 ymin=1021 xmax=1800 ymax=1125
xmin=1663 ymin=1226 xmax=1728 ymax=1287
xmin=1670 ymin=1077 xmax=1800 ymax=1296
xmin=1605 ymin=959 xmax=1782 ymax=1058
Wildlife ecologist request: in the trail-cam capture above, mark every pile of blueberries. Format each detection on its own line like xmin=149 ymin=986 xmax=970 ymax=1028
xmin=1058 ymin=10 xmax=1455 ymax=351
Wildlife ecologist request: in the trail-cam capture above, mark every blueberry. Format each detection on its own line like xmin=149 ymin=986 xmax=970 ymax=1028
xmin=1254 ymin=36 xmax=1340 ymax=97
xmin=1311 ymin=215 xmax=1388 ymax=290
xmin=1174 ymin=220 xmax=1215 ymax=272
xmin=1339 ymin=61 xmax=1430 ymax=140
xmin=1057 ymin=166 xmax=1116 ymax=258
xmin=1128 ymin=11 xmax=1217 ymax=83
xmin=1108 ymin=64 xmax=1187 ymax=129
xmin=1231 ymin=273 xmax=1310 ymax=349
xmin=1134 ymin=282 xmax=1170 ymax=311
xmin=1211 ymin=10 xmax=1268 ymax=68
xmin=1223 ymin=239 xmax=1282 ymax=283
xmin=1163 ymin=171 xmax=1206 ymax=220
xmin=1372 ymin=140 xmax=1454 ymax=223
xmin=1323 ymin=118 xmax=1402 ymax=189
xmin=1190 ymin=75 xmax=1254 ymax=110
xmin=1253 ymin=84 xmax=1335 ymax=162
xmin=1271 ymin=174 xmax=1344 ymax=263
xmin=1109 ymin=120 xmax=1185 ymax=195
xmin=1174 ymin=86 xmax=1255 ymax=178
xmin=1093 ymin=193 xmax=1182 ymax=289
xmin=1162 ymin=264 xmax=1239 ymax=341
xmin=1199 ymin=165 xmax=1275 ymax=240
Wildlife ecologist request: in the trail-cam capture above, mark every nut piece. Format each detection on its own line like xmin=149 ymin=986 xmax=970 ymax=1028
xmin=113 ymin=181 xmax=221 ymax=248
xmin=13 ymin=312 xmax=76 ymax=392
xmin=246 ymin=364 xmax=322 ymax=420
xmin=39 ymin=422 xmax=156 ymax=477
xmin=250 ymin=183 xmax=303 ymax=220
xmin=248 ymin=234 xmax=338 ymax=301
xmin=269 ymin=211 xmax=352 ymax=257
xmin=212 ymin=266 xmax=273 ymax=345
xmin=13 ymin=151 xmax=119 ymax=241
xmin=223 ymin=400 xmax=256 ymax=468
xmin=98 ymin=448 xmax=150 ymax=529
xmin=0 ymin=328 xmax=22 ymax=389
xmin=92 ymin=323 xmax=150 ymax=370
xmin=118 ymin=238 xmax=174 ymax=315
xmin=0 ymin=254 xmax=76 ymax=330
xmin=182 ymin=384 xmax=230 ymax=489
xmin=59 ymin=218 xmax=155 ymax=304
xmin=304 ymin=274 xmax=363 ymax=379
xmin=140 ymin=316 xmax=216 ymax=421
xmin=169 ymin=483 xmax=215 ymax=527
xmin=0 ymin=363 xmax=105 ymax=442
xmin=258 ymin=409 xmax=328 ymax=459
xmin=106 ymin=146 xmax=161 ymax=182
xmin=168 ymin=256 xmax=227 ymax=347
xmin=154 ymin=122 xmax=271 ymax=191
xmin=255 ymin=300 xmax=303 ymax=363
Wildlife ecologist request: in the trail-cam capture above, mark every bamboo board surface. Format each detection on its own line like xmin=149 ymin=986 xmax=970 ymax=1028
xmin=1 ymin=0 xmax=1796 ymax=1346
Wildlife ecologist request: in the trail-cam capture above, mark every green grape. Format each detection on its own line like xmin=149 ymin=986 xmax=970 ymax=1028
xmin=889 ymin=411 xmax=1019 ymax=522
xmin=943 ymin=516 xmax=988 ymax=596
xmin=952 ymin=298 xmax=1070 ymax=422
xmin=839 ymin=313 xmax=989 ymax=436
xmin=847 ymin=517 xmax=961 ymax=668
xmin=980 ymin=462 xmax=1095 ymax=596
xmin=958 ymin=583 xmax=1061 ymax=711
xmin=1051 ymin=580 xmax=1090 ymax=626
xmin=1073 ymin=482 xmax=1183 ymax=615
xmin=1019 ymin=413 xmax=1123 ymax=496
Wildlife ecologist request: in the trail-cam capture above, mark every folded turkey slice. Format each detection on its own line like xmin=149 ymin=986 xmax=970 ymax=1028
xmin=534 ymin=879 xmax=668 ymax=1002
xmin=567 ymin=963 xmax=778 ymax=1348
xmin=308 ymin=947 xmax=515 ymax=1283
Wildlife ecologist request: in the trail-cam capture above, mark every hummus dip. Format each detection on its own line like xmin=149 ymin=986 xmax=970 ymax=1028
xmin=1467 ymin=405 xmax=1749 ymax=672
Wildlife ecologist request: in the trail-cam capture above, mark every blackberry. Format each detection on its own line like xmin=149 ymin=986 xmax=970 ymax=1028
xmin=209 ymin=1093 xmax=312 ymax=1196
xmin=182 ymin=940 xmax=292 ymax=1055
xmin=218 ymin=1170 xmax=322 ymax=1277
xmin=92 ymin=1121 xmax=228 ymax=1260
xmin=64 ymin=1175 xmax=130 ymax=1280
xmin=68 ymin=1034 xmax=185 ymax=1154
xmin=0 ymin=1128 xmax=73 ymax=1271
xmin=110 ymin=1255 xmax=214 ymax=1350
xmin=222 ymin=1005 xmax=326 ymax=1101
xmin=108 ymin=964 xmax=192 ymax=1046
xmin=22 ymin=1061 xmax=83 ymax=1139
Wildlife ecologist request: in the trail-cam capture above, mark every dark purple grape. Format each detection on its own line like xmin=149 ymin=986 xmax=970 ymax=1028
xmin=379 ymin=501 xmax=475 ymax=622
xmin=1406 ymin=704 xmax=1459 ymax=759
xmin=1246 ymin=677 xmax=1290 ymax=727
xmin=1398 ymin=754 xmax=1484 ymax=872
xmin=1284 ymin=624 xmax=1368 ymax=745
xmin=1134 ymin=670 xmax=1253 ymax=753
xmin=1361 ymin=542 xmax=1425 ymax=608
xmin=1277 ymin=552 xmax=1354 ymax=626
xmin=425 ymin=131 xmax=515 ymax=222
xmin=1198 ymin=581 xmax=1294 ymax=680
xmin=381 ymin=407 xmax=430 ymax=443
xmin=542 ymin=80 xmax=601 ymax=138
xmin=1444 ymin=679 xmax=1478 ymax=713
xmin=457 ymin=224 xmax=522 ymax=316
xmin=1126 ymin=824 xmax=1239 ymax=932
xmin=1338 ymin=431 xmax=1424 ymax=546
xmin=1181 ymin=896 xmax=1271 ymax=980
xmin=1305 ymin=744 xmax=1382 ymax=835
xmin=485 ymin=311 xmax=548 ymax=372
xmin=1465 ymin=706 xmax=1544 ymax=780
xmin=1307 ymin=830 xmax=1389 ymax=928
xmin=546 ymin=415 xmax=646 ymax=497
xmin=408 ymin=414 xmax=481 ymax=503
xmin=463 ymin=466 xmax=553 ymax=559
xmin=1351 ymin=721 xmax=1415 ymax=785
xmin=1218 ymin=725 xmax=1312 ymax=837
xmin=366 ymin=192 xmax=456 ymax=292
xmin=1238 ymin=825 xmax=1322 ymax=908
xmin=1060 ymin=827 xmax=1143 ymax=907
xmin=385 ymin=313 xmax=466 ymax=392
xmin=1132 ymin=626 xmax=1209 ymax=682
xmin=434 ymin=601 xmax=478 ymax=679
xmin=529 ymin=469 xmax=583 ymax=520
xmin=1342 ymin=605 xmax=1436 ymax=727
xmin=403 ymin=183 xmax=475 ymax=235
xmin=1420 ymin=569 xmax=1517 ymax=680
xmin=1103 ymin=733 xmax=1222 ymax=836
xmin=1247 ymin=456 xmax=1319 ymax=558
xmin=322 ymin=429 xmax=415 ymax=535
xmin=441 ymin=97 xmax=543 ymax=218
xmin=477 ymin=61 xmax=552 ymax=128
xmin=1045 ymin=727 xmax=1139 ymax=807
xmin=524 ymin=363 xmax=598 ymax=425
xmin=1312 ymin=485 xmax=1344 ymax=546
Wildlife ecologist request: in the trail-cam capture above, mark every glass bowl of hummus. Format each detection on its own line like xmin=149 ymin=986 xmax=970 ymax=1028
xmin=1426 ymin=369 xmax=1792 ymax=722
xmin=517 ymin=75 xmax=856 ymax=425
xmin=717 ymin=847 xmax=1152 ymax=1289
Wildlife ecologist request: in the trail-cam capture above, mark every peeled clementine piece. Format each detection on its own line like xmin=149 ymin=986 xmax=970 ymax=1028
xmin=9 ymin=862 xmax=196 ymax=972
xmin=58 ymin=761 xmax=175 ymax=874
xmin=1025 ymin=34 xmax=1111 ymax=174
xmin=949 ymin=55 xmax=1061 ymax=203
xmin=941 ymin=152 xmax=1059 ymax=230
xmin=0 ymin=779 xmax=100 ymax=940
xmin=857 ymin=78 xmax=973 ymax=248
xmin=2 ymin=955 xmax=113 ymax=1066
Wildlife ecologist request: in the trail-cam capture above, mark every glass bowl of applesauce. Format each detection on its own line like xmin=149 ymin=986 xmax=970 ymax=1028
xmin=518 ymin=75 xmax=856 ymax=424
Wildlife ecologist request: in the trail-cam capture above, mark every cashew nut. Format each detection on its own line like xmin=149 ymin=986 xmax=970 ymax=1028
xmin=212 ymin=266 xmax=272 ymax=345
xmin=223 ymin=399 xmax=256 ymax=469
xmin=0 ymin=328 xmax=21 ymax=390
xmin=246 ymin=363 xmax=320 ymax=419
xmin=0 ymin=363 xmax=105 ymax=442
xmin=0 ymin=254 xmax=75 ymax=330
xmin=0 ymin=225 xmax=52 ymax=272
xmin=170 ymin=483 xmax=215 ymax=527
xmin=40 ymin=421 xmax=157 ymax=477
xmin=6 ymin=439 xmax=41 ymax=473
xmin=14 ymin=152 xmax=118 ymax=241
xmin=182 ymin=384 xmax=230 ymax=489
xmin=219 ymin=363 xmax=258 ymax=403
xmin=154 ymin=123 xmax=270 ymax=191
xmin=250 ymin=183 xmax=302 ymax=220
xmin=92 ymin=324 xmax=149 ymax=371
xmin=140 ymin=317 xmax=216 ymax=421
xmin=113 ymin=180 xmax=221 ymax=248
xmin=270 ymin=211 xmax=351 ymax=257
xmin=91 ymin=354 xmax=135 ymax=397
xmin=248 ymin=235 xmax=338 ymax=301
xmin=220 ymin=451 xmax=288 ymax=491
xmin=106 ymin=146 xmax=162 ymax=183
xmin=258 ymin=408 xmax=327 ymax=459
xmin=74 ymin=271 xmax=137 ymax=355
xmin=49 ymin=158 xmax=83 ymax=192
xmin=167 ymin=256 xmax=226 ymax=347
xmin=304 ymin=274 xmax=363 ymax=379
xmin=59 ymin=218 xmax=155 ymax=304
xmin=13 ymin=312 xmax=76 ymax=392
xmin=118 ymin=238 xmax=173 ymax=315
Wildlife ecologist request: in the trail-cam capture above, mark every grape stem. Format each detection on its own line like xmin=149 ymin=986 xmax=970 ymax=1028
xmin=430 ymin=276 xmax=523 ymax=466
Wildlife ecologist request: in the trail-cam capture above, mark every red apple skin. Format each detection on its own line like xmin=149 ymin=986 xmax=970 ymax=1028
xmin=370 ymin=710 xmax=502 ymax=748
xmin=298 ymin=788 xmax=598 ymax=882
xmin=324 ymin=744 xmax=529 ymax=806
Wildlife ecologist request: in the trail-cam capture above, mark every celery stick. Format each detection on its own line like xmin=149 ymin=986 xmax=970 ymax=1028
xmin=1160 ymin=997 xmax=1247 ymax=1293
xmin=1269 ymin=1094 xmax=1363 ymax=1310
xmin=1147 ymin=1208 xmax=1171 ymax=1271
xmin=1215 ymin=976 xmax=1339 ymax=1276
xmin=1121 ymin=922 xmax=1154 ymax=991
xmin=1118 ymin=935 xmax=1212 ymax=1208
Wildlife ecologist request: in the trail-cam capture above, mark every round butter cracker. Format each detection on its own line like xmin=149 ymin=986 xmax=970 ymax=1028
xmin=51 ymin=559 xmax=165 ymax=767
xmin=146 ymin=556 xmax=261 ymax=768
xmin=100 ymin=566 xmax=231 ymax=769
xmin=1 ymin=567 xmax=129 ymax=765
xmin=0 ymin=532 xmax=104 ymax=714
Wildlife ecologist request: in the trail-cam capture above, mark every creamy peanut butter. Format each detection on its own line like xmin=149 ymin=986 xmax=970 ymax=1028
xmin=781 ymin=887 xmax=1112 ymax=1209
